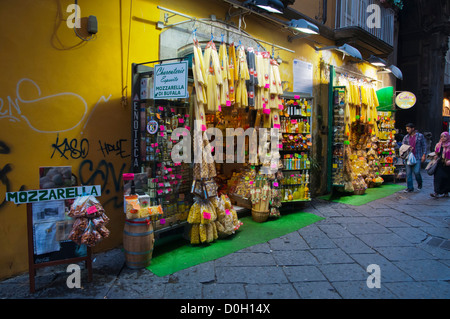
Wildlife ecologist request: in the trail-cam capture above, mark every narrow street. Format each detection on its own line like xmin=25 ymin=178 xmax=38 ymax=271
xmin=1 ymin=172 xmax=449 ymax=299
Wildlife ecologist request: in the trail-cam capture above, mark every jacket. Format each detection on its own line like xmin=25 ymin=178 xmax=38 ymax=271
xmin=402 ymin=132 xmax=426 ymax=159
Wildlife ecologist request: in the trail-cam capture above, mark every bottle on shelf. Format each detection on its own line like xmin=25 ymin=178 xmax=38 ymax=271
xmin=303 ymin=183 xmax=309 ymax=199
xmin=306 ymin=100 xmax=311 ymax=117
xmin=299 ymin=120 xmax=304 ymax=134
xmin=299 ymin=183 xmax=305 ymax=199
xmin=305 ymin=120 xmax=310 ymax=133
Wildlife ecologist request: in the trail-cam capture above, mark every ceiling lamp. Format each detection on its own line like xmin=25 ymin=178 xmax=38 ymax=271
xmin=288 ymin=19 xmax=319 ymax=34
xmin=378 ymin=65 xmax=403 ymax=80
xmin=315 ymin=43 xmax=362 ymax=60
xmin=367 ymin=55 xmax=387 ymax=67
xmin=243 ymin=0 xmax=284 ymax=14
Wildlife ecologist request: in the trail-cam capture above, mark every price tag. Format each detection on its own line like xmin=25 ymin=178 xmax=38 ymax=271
xmin=87 ymin=206 xmax=97 ymax=215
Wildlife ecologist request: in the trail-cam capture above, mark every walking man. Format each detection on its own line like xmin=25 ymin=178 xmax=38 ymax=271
xmin=402 ymin=123 xmax=427 ymax=192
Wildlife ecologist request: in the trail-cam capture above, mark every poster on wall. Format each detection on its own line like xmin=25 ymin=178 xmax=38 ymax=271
xmin=293 ymin=59 xmax=313 ymax=95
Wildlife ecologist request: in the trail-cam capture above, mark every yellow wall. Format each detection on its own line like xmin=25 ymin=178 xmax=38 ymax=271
xmin=0 ymin=0 xmax=160 ymax=279
xmin=0 ymin=0 xmax=377 ymax=279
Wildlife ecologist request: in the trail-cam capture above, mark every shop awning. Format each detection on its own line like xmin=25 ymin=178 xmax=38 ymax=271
xmin=376 ymin=86 xmax=395 ymax=111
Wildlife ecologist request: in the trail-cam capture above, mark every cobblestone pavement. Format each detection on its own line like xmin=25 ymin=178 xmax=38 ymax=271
xmin=1 ymin=172 xmax=449 ymax=299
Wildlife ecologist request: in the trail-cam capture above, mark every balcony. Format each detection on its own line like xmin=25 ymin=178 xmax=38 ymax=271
xmin=335 ymin=0 xmax=395 ymax=57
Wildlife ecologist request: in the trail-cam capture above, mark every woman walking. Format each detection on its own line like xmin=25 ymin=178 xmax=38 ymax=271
xmin=430 ymin=132 xmax=450 ymax=198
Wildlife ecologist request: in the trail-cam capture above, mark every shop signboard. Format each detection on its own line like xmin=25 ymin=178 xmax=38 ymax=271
xmin=6 ymin=185 xmax=101 ymax=204
xmin=5 ymin=179 xmax=101 ymax=292
xmin=395 ymin=91 xmax=416 ymax=109
xmin=153 ymin=61 xmax=188 ymax=99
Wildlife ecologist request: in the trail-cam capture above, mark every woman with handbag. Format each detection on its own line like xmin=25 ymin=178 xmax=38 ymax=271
xmin=430 ymin=132 xmax=450 ymax=198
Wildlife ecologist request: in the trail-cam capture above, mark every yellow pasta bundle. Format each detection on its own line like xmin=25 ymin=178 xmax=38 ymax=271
xmin=199 ymin=224 xmax=207 ymax=243
xmin=204 ymin=41 xmax=222 ymax=112
xmin=361 ymin=86 xmax=368 ymax=106
xmin=192 ymin=41 xmax=207 ymax=104
xmin=187 ymin=201 xmax=201 ymax=224
xmin=190 ymin=224 xmax=200 ymax=244
xmin=219 ymin=42 xmax=230 ymax=106
xmin=255 ymin=51 xmax=264 ymax=88
xmin=206 ymin=224 xmax=213 ymax=243
xmin=262 ymin=52 xmax=270 ymax=89
xmin=228 ymin=43 xmax=237 ymax=104
xmin=235 ymin=45 xmax=250 ymax=107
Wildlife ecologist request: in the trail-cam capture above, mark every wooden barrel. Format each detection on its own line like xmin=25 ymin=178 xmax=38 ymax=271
xmin=123 ymin=217 xmax=154 ymax=269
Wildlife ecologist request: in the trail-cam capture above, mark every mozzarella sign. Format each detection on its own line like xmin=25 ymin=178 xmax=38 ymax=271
xmin=6 ymin=185 xmax=101 ymax=204
xmin=153 ymin=61 xmax=188 ymax=99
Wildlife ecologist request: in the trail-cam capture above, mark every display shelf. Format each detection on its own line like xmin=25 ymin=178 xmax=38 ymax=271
xmin=129 ymin=66 xmax=193 ymax=234
xmin=331 ymin=87 xmax=346 ymax=187
xmin=281 ymin=199 xmax=311 ymax=203
xmin=278 ymin=94 xmax=313 ymax=203
xmin=376 ymin=111 xmax=396 ymax=176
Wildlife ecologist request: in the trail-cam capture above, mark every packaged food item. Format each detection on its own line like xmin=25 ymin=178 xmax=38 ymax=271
xmin=68 ymin=195 xmax=110 ymax=247
xmin=199 ymin=224 xmax=207 ymax=243
xmin=190 ymin=224 xmax=200 ymax=244
xmin=125 ymin=195 xmax=140 ymax=219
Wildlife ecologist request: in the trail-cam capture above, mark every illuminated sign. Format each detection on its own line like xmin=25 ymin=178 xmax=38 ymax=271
xmin=395 ymin=91 xmax=416 ymax=109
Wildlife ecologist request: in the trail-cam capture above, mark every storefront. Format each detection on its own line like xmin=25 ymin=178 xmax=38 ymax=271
xmin=327 ymin=66 xmax=399 ymax=196
xmin=124 ymin=11 xmax=315 ymax=251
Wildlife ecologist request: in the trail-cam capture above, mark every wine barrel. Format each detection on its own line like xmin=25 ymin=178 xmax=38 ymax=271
xmin=123 ymin=217 xmax=154 ymax=269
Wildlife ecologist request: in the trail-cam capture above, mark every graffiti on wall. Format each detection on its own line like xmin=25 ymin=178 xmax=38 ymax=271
xmin=78 ymin=159 xmax=128 ymax=209
xmin=0 ymin=141 xmax=26 ymax=209
xmin=0 ymin=78 xmax=112 ymax=133
xmin=51 ymin=134 xmax=90 ymax=160
xmin=0 ymin=77 xmax=128 ymax=211
xmin=49 ymin=134 xmax=130 ymax=209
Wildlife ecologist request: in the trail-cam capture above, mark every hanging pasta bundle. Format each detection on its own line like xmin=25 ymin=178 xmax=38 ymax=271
xmin=246 ymin=47 xmax=257 ymax=107
xmin=254 ymin=51 xmax=264 ymax=110
xmin=204 ymin=40 xmax=222 ymax=112
xmin=219 ymin=41 xmax=230 ymax=107
xmin=360 ymin=86 xmax=368 ymax=122
xmin=228 ymin=43 xmax=237 ymax=105
xmin=268 ymin=58 xmax=283 ymax=109
xmin=261 ymin=51 xmax=271 ymax=108
xmin=235 ymin=45 xmax=250 ymax=108
xmin=192 ymin=40 xmax=207 ymax=104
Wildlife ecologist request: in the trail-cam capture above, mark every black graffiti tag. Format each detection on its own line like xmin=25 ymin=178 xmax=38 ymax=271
xmin=98 ymin=139 xmax=129 ymax=158
xmin=51 ymin=134 xmax=89 ymax=159
xmin=0 ymin=141 xmax=26 ymax=208
xmin=78 ymin=159 xmax=127 ymax=209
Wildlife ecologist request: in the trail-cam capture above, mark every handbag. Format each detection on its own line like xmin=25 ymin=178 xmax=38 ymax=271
xmin=406 ymin=152 xmax=417 ymax=165
xmin=425 ymin=158 xmax=438 ymax=175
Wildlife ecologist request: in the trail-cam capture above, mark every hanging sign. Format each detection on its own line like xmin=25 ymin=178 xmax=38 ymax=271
xmin=395 ymin=91 xmax=416 ymax=109
xmin=153 ymin=61 xmax=188 ymax=99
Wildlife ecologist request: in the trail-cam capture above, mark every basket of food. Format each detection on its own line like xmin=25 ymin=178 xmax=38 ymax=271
xmin=353 ymin=189 xmax=366 ymax=195
xmin=251 ymin=209 xmax=269 ymax=223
